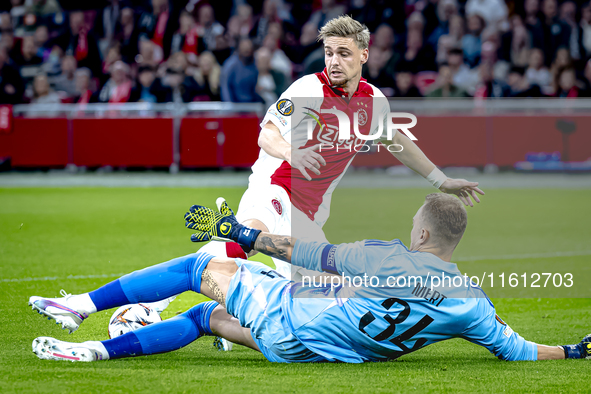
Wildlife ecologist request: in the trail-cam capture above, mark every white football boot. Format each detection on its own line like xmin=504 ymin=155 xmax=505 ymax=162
xmin=213 ymin=337 xmax=233 ymax=351
xmin=28 ymin=290 xmax=90 ymax=333
xmin=32 ymin=337 xmax=106 ymax=362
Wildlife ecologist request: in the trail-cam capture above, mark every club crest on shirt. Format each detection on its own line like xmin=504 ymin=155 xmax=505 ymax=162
xmin=357 ymin=108 xmax=368 ymax=126
xmin=276 ymin=99 xmax=294 ymax=116
xmin=271 ymin=198 xmax=283 ymax=215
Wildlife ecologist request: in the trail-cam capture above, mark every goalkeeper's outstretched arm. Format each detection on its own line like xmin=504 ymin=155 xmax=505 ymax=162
xmin=253 ymin=233 xmax=296 ymax=263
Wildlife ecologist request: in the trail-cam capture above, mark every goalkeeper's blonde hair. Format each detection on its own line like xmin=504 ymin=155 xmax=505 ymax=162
xmin=317 ymin=15 xmax=370 ymax=50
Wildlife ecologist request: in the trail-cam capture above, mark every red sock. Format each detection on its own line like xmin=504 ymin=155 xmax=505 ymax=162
xmin=226 ymin=242 xmax=247 ymax=260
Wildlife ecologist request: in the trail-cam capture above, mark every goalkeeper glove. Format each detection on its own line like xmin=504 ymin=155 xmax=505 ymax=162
xmin=184 ymin=198 xmax=261 ymax=251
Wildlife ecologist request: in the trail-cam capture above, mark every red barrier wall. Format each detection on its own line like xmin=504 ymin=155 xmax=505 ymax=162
xmin=11 ymin=118 xmax=69 ymax=167
xmin=72 ymin=118 xmax=174 ymax=167
xmin=180 ymin=116 xmax=260 ymax=168
xmin=0 ymin=130 xmax=12 ymax=161
xmin=5 ymin=114 xmax=590 ymax=169
xmin=352 ymin=115 xmax=591 ymax=168
xmin=491 ymin=115 xmax=591 ymax=166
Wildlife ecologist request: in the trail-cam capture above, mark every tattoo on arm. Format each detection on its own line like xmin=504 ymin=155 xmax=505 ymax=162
xmin=254 ymin=234 xmax=295 ymax=262
xmin=201 ymin=269 xmax=225 ymax=307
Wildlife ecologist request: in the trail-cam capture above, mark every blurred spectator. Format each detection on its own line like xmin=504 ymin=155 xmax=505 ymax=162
xmin=463 ymin=14 xmax=485 ymax=68
xmin=102 ymin=44 xmax=121 ymax=76
xmin=540 ymin=0 xmax=571 ymax=67
xmin=285 ymin=21 xmax=321 ymax=65
xmin=251 ymin=0 xmax=280 ymax=46
xmin=97 ymin=60 xmax=132 ymax=103
xmin=465 ymin=0 xmax=508 ymax=30
xmin=113 ymin=6 xmax=140 ymax=65
xmin=550 ymin=46 xmax=573 ymax=80
xmin=152 ymin=51 xmax=199 ymax=103
xmin=136 ymin=37 xmax=162 ymax=68
xmin=96 ymin=0 xmax=121 ymax=56
xmin=0 ymin=13 xmax=11 ymax=32
xmin=10 ymin=0 xmax=26 ymax=36
xmin=474 ymin=61 xmax=511 ymax=98
xmin=554 ymin=66 xmax=580 ymax=97
xmin=436 ymin=35 xmax=456 ymax=64
xmin=427 ymin=0 xmax=458 ymax=49
xmin=129 ymin=64 xmax=158 ymax=103
xmin=138 ymin=0 xmax=171 ymax=54
xmin=448 ymin=14 xmax=465 ymax=45
xmin=51 ymin=54 xmax=77 ymax=97
xmin=154 ymin=67 xmax=197 ymax=103
xmin=308 ymin=0 xmax=346 ymax=31
xmin=507 ymin=66 xmax=544 ymax=97
xmin=25 ymin=0 xmax=61 ymax=20
xmin=299 ymin=21 xmax=324 ymax=75
xmin=427 ymin=62 xmax=469 ymax=98
xmin=500 ymin=15 xmax=531 ymax=67
xmin=255 ymin=46 xmax=285 ymax=107
xmin=559 ymin=1 xmax=581 ymax=61
xmin=221 ymin=37 xmax=258 ymax=102
xmin=54 ymin=11 xmax=102 ymax=77
xmin=448 ymin=48 xmax=479 ymax=94
xmin=580 ymin=58 xmax=591 ymax=95
xmin=262 ymin=22 xmax=292 ymax=78
xmin=422 ymin=0 xmax=442 ymax=38
xmin=480 ymin=36 xmax=510 ymax=82
xmin=407 ymin=11 xmax=426 ymax=35
xmin=362 ymin=48 xmax=396 ymax=96
xmin=525 ymin=47 xmax=551 ymax=90
xmin=14 ymin=35 xmax=42 ymax=83
xmin=581 ymin=2 xmax=591 ymax=59
xmin=33 ymin=24 xmax=50 ymax=61
xmin=171 ymin=10 xmax=199 ymax=61
xmin=525 ymin=0 xmax=541 ymax=26
xmin=404 ymin=29 xmax=436 ymax=72
xmin=372 ymin=24 xmax=399 ymax=77
xmin=0 ymin=0 xmax=589 ymax=105
xmin=196 ymin=4 xmax=224 ymax=52
xmin=73 ymin=67 xmax=92 ymax=104
xmin=226 ymin=4 xmax=253 ymax=49
xmin=0 ymin=44 xmax=24 ymax=103
xmin=193 ymin=51 xmax=221 ymax=101
xmin=392 ymin=65 xmax=422 ymax=98
xmin=31 ymin=73 xmax=60 ymax=103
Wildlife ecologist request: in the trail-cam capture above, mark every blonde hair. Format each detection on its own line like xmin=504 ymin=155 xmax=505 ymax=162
xmin=422 ymin=193 xmax=467 ymax=247
xmin=317 ymin=15 xmax=370 ymax=50
xmin=194 ymin=52 xmax=221 ymax=94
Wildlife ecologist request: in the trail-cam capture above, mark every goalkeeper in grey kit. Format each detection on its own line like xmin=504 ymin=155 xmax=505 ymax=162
xmin=28 ymin=194 xmax=591 ymax=363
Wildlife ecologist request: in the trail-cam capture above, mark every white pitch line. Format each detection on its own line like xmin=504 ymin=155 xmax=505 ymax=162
xmin=454 ymin=250 xmax=591 ymax=262
xmin=1 ymin=273 xmax=125 ymax=283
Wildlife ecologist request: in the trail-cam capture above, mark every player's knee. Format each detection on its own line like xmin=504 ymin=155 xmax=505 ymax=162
xmin=183 ymin=301 xmax=218 ymax=334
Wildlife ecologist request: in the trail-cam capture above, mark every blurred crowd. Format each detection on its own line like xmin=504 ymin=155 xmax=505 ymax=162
xmin=1 ymin=0 xmax=591 ymax=106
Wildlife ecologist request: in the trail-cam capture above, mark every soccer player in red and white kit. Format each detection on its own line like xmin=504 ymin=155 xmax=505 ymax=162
xmin=198 ymin=15 xmax=484 ymax=280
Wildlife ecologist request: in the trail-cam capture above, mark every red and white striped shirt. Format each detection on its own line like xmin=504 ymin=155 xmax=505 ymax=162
xmin=253 ymin=68 xmax=391 ymax=227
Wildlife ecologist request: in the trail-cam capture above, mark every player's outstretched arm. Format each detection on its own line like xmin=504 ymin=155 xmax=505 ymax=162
xmin=185 ymin=199 xmax=296 ymax=262
xmin=385 ymin=132 xmax=485 ymax=207
xmin=253 ymin=233 xmax=296 ymax=262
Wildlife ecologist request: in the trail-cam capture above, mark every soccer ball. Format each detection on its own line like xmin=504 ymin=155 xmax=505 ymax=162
xmin=108 ymin=303 xmax=162 ymax=339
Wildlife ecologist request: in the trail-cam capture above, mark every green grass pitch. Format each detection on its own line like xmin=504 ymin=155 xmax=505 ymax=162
xmin=1 ymin=187 xmax=590 ymax=393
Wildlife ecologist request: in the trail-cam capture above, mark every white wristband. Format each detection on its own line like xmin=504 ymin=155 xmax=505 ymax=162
xmin=426 ymin=167 xmax=447 ymax=189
